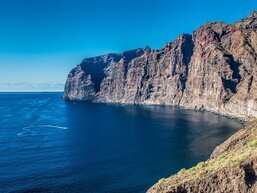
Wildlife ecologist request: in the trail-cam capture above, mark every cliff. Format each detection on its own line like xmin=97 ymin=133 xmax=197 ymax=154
xmin=64 ymin=12 xmax=257 ymax=193
xmin=64 ymin=12 xmax=257 ymax=120
xmin=147 ymin=119 xmax=257 ymax=193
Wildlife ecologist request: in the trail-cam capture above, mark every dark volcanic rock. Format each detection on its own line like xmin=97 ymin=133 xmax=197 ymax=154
xmin=64 ymin=11 xmax=257 ymax=120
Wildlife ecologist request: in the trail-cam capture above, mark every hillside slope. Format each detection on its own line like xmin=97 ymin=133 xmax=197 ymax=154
xmin=147 ymin=119 xmax=257 ymax=193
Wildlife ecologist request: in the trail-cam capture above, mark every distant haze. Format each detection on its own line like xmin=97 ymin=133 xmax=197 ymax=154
xmin=0 ymin=82 xmax=64 ymax=92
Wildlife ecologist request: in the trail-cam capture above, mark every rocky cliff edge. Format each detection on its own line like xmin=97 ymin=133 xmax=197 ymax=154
xmin=64 ymin=11 xmax=257 ymax=120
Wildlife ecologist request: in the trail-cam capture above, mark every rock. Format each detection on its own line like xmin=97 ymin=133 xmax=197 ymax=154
xmin=63 ymin=48 xmax=147 ymax=100
xmin=63 ymin=11 xmax=257 ymax=193
xmin=64 ymin=11 xmax=257 ymax=120
xmin=147 ymin=119 xmax=257 ymax=193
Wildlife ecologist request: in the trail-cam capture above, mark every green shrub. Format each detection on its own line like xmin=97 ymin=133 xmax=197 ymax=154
xmin=178 ymin=168 xmax=187 ymax=175
xmin=249 ymin=140 xmax=257 ymax=148
xmin=158 ymin=178 xmax=165 ymax=183
xmin=196 ymin=162 xmax=205 ymax=168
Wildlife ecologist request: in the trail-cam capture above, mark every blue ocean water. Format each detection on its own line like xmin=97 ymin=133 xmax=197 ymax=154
xmin=0 ymin=92 xmax=242 ymax=193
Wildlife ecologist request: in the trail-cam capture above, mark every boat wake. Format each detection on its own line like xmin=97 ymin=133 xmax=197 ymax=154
xmin=17 ymin=125 xmax=68 ymax=136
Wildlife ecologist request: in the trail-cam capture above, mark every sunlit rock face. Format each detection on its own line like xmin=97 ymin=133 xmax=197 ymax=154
xmin=64 ymin=11 xmax=257 ymax=120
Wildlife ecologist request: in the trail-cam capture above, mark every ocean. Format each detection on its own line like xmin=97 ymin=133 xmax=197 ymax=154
xmin=0 ymin=92 xmax=242 ymax=193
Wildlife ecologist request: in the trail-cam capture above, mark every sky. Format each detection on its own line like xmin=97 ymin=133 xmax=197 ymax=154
xmin=0 ymin=0 xmax=257 ymax=91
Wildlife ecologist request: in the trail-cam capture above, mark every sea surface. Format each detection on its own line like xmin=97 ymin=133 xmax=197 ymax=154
xmin=0 ymin=92 xmax=243 ymax=193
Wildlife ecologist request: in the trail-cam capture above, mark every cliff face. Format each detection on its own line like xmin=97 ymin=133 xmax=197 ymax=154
xmin=64 ymin=48 xmax=147 ymax=100
xmin=180 ymin=12 xmax=257 ymax=119
xmin=64 ymin=12 xmax=257 ymax=120
xmin=147 ymin=119 xmax=257 ymax=193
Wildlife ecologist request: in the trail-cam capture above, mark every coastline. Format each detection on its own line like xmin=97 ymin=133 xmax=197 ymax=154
xmin=64 ymin=98 xmax=251 ymax=192
xmin=65 ymin=97 xmax=248 ymax=122
xmin=147 ymin=119 xmax=257 ymax=193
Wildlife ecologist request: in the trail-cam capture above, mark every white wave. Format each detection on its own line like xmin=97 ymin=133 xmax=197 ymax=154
xmin=16 ymin=132 xmax=25 ymax=136
xmin=17 ymin=127 xmax=37 ymax=136
xmin=38 ymin=125 xmax=68 ymax=130
xmin=17 ymin=125 xmax=68 ymax=136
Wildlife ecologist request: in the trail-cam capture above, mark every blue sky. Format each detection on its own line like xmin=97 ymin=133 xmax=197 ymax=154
xmin=0 ymin=0 xmax=257 ymax=91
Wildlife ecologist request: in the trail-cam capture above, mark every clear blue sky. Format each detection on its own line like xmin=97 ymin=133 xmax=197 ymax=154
xmin=0 ymin=0 xmax=257 ymax=91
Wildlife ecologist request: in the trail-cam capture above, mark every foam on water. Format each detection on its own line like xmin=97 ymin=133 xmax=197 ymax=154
xmin=17 ymin=125 xmax=68 ymax=136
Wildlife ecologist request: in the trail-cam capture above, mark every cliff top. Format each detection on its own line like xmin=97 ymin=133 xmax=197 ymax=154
xmin=78 ymin=10 xmax=256 ymax=66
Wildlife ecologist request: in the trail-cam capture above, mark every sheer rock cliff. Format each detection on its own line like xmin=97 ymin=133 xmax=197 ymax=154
xmin=64 ymin=11 xmax=257 ymax=120
xmin=64 ymin=12 xmax=257 ymax=193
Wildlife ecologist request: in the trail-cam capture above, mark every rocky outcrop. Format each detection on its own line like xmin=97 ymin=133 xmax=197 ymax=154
xmin=64 ymin=11 xmax=257 ymax=120
xmin=64 ymin=48 xmax=147 ymax=100
xmin=147 ymin=119 xmax=257 ymax=193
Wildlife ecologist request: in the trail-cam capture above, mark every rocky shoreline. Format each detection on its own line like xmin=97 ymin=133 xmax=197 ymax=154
xmin=64 ymin=11 xmax=257 ymax=192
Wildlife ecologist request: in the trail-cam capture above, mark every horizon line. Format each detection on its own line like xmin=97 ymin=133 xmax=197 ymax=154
xmin=0 ymin=90 xmax=64 ymax=92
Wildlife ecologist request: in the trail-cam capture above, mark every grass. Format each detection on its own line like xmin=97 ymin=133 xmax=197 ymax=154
xmin=248 ymin=139 xmax=257 ymax=148
xmin=156 ymin=135 xmax=257 ymax=188
xmin=177 ymin=168 xmax=186 ymax=175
